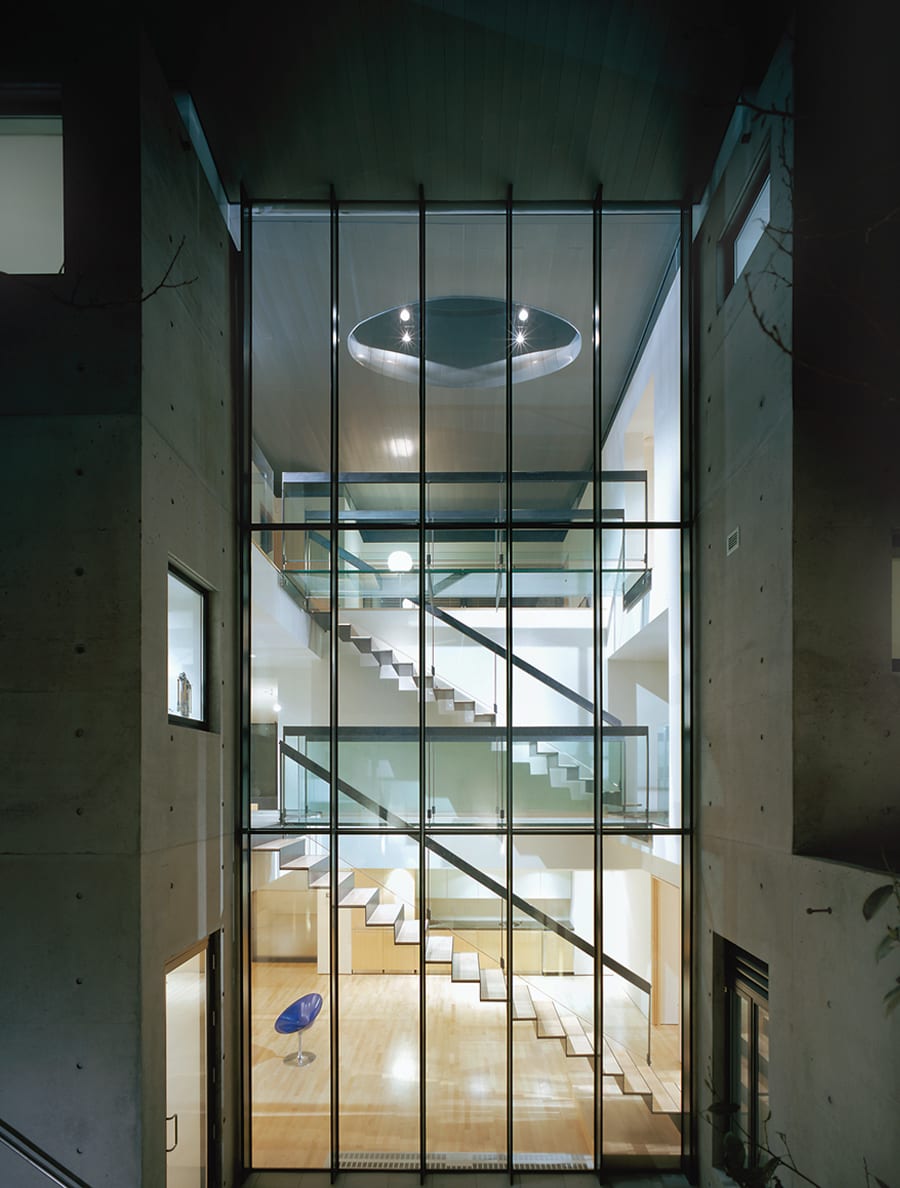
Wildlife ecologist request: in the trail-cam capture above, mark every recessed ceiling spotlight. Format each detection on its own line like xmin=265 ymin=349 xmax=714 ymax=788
xmin=515 ymin=330 xmax=525 ymax=345
xmin=272 ymin=701 xmax=282 ymax=713
xmin=399 ymin=308 xmax=411 ymax=322
xmin=518 ymin=307 xmax=529 ymax=322
xmin=401 ymin=330 xmax=411 ymax=344
xmin=388 ymin=550 xmax=413 ymax=573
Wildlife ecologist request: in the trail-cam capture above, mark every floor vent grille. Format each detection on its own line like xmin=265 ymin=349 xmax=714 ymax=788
xmin=339 ymin=1150 xmax=593 ymax=1171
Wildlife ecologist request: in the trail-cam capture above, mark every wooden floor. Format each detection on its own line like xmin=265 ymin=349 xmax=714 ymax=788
xmin=251 ymin=964 xmax=680 ymax=1169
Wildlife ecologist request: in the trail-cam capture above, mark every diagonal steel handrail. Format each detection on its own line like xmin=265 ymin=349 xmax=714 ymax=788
xmin=0 ymin=1117 xmax=93 ymax=1188
xmin=279 ymin=741 xmax=651 ymax=996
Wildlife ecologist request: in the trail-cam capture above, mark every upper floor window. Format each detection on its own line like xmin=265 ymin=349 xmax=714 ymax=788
xmin=720 ymin=167 xmax=771 ymax=300
xmin=0 ymin=112 xmax=64 ymax=274
xmin=168 ymin=568 xmax=207 ymax=727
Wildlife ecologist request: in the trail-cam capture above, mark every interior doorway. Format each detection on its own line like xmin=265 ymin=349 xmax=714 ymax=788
xmin=165 ymin=943 xmax=209 ymax=1188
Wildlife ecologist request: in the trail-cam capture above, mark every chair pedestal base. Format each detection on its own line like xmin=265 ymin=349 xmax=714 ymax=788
xmin=284 ymin=1049 xmax=316 ymax=1066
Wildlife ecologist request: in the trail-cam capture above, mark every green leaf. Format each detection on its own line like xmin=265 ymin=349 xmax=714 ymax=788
xmin=875 ymin=930 xmax=899 ymax=961
xmin=883 ymin=984 xmax=900 ymax=1016
xmin=863 ymin=884 xmax=894 ymax=920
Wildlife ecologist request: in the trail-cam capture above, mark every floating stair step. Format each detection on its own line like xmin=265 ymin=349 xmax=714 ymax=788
xmin=474 ymin=712 xmax=496 ymax=725
xmin=451 ymin=952 xmax=480 ymax=982
xmin=251 ymin=837 xmax=302 ymax=852
xmin=608 ymin=1039 xmax=650 ymax=1098
xmin=309 ymin=871 xmax=354 ymax=900
xmin=425 ymin=935 xmax=453 ymax=963
xmin=602 ymin=1040 xmax=622 ymax=1078
xmin=281 ymin=853 xmax=328 ymax=871
xmin=639 ymin=1061 xmax=682 ymax=1115
xmin=337 ymin=886 xmax=378 ymax=908
xmin=366 ymin=901 xmax=403 ymax=926
xmin=566 ymin=1033 xmax=595 ymax=1058
xmin=479 ymin=968 xmax=506 ymax=1001
xmin=602 ymin=1075 xmax=624 ymax=1097
xmin=395 ymin=918 xmax=420 ymax=944
xmin=533 ymin=999 xmax=565 ymax=1039
xmin=511 ymin=981 xmax=536 ymax=1020
xmin=557 ymin=1007 xmax=585 ymax=1039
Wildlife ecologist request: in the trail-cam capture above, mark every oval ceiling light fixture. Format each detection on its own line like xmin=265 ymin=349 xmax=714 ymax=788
xmin=347 ymin=296 xmax=581 ymax=388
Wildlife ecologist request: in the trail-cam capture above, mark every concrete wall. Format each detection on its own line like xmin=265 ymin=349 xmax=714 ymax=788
xmin=138 ymin=38 xmax=238 ymax=1188
xmin=0 ymin=26 xmax=238 ymax=1188
xmin=695 ymin=27 xmax=899 ymax=1188
xmin=0 ymin=26 xmax=145 ymax=1188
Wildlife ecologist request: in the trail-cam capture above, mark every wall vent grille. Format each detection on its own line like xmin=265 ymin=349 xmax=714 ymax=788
xmin=726 ymin=527 xmax=740 ymax=555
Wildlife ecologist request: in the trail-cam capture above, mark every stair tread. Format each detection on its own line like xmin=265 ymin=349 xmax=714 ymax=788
xmin=533 ymin=999 xmax=565 ymax=1038
xmin=395 ymin=919 xmax=420 ymax=944
xmin=511 ymin=982 xmax=536 ymax=1020
xmin=556 ymin=1008 xmax=585 ymax=1038
xmin=309 ymin=870 xmax=350 ymax=889
xmin=367 ymin=902 xmax=403 ymax=926
xmin=337 ymin=887 xmax=378 ymax=908
xmin=425 ymin=935 xmax=453 ymax=962
xmin=479 ymin=968 xmax=506 ymax=1001
xmin=252 ymin=838 xmax=302 ymax=851
xmin=566 ymin=1033 xmax=594 ymax=1057
xmin=607 ymin=1038 xmax=650 ymax=1096
xmin=281 ymin=854 xmax=327 ymax=870
xmin=601 ymin=1039 xmax=623 ymax=1077
xmin=451 ymin=952 xmax=480 ymax=982
xmin=639 ymin=1060 xmax=681 ymax=1114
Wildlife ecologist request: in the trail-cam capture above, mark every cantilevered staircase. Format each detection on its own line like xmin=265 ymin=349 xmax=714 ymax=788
xmin=252 ymin=833 xmax=681 ymax=1125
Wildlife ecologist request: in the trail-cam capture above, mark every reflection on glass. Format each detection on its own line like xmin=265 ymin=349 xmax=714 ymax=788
xmin=250 ymin=833 xmax=330 ymax=1167
xmin=168 ymin=570 xmax=205 ymax=723
xmin=512 ymin=835 xmax=594 ymax=1168
xmin=600 ymin=212 xmax=680 ymax=524
xmin=426 ymin=212 xmax=507 ymax=521
xmin=602 ymin=528 xmax=681 ymax=828
xmin=426 ymin=835 xmax=507 ymax=1167
xmin=250 ymin=530 xmax=330 ymax=829
xmin=513 ymin=213 xmax=593 ymax=522
xmin=339 ymin=834 xmax=420 ymax=1162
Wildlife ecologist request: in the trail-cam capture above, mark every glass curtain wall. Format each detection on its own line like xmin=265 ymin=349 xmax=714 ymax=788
xmin=244 ymin=200 xmax=687 ymax=1174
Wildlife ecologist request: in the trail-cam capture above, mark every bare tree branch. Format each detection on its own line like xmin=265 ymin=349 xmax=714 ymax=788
xmin=0 ymin=235 xmax=198 ymax=310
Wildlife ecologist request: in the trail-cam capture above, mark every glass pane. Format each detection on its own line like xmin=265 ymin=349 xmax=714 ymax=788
xmin=734 ymin=175 xmax=771 ymax=279
xmin=166 ymin=949 xmax=207 ymax=1188
xmin=252 ymin=210 xmax=331 ymax=523
xmin=512 ymin=834 xmax=594 ymax=1170
xmin=736 ymin=993 xmax=752 ymax=1145
xmin=338 ymin=531 xmax=420 ymax=825
xmin=340 ymin=208 xmax=419 ymax=518
xmin=513 ymin=212 xmax=593 ymax=522
xmin=601 ymin=212 xmax=681 ymax=523
xmin=168 ymin=571 xmax=205 ymax=723
xmin=425 ymin=211 xmax=507 ymax=522
xmin=425 ymin=833 xmax=507 ymax=1167
xmin=339 ymin=833 xmax=420 ymax=1163
xmin=756 ymin=1005 xmax=769 ymax=1154
xmin=250 ymin=832 xmax=330 ymax=1166
xmin=425 ymin=528 xmax=507 ymax=826
xmin=0 ymin=117 xmax=63 ymax=274
xmin=512 ymin=527 xmax=594 ymax=721
xmin=602 ymin=833 xmax=681 ymax=1158
xmin=250 ymin=530 xmax=330 ymax=828
xmin=602 ymin=528 xmax=681 ymax=828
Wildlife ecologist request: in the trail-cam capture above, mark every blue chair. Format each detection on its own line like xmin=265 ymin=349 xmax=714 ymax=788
xmin=275 ymin=992 xmax=323 ymax=1066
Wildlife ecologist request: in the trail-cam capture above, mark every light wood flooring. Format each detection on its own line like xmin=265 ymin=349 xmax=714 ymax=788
xmin=251 ymin=964 xmax=681 ymax=1169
